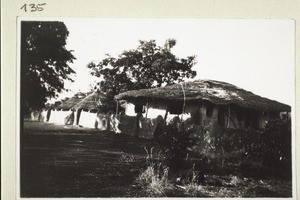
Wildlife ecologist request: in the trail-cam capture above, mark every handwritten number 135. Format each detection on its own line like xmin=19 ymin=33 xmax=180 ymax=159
xmin=20 ymin=3 xmax=46 ymax=12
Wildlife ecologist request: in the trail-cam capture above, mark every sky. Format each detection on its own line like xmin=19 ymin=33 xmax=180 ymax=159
xmin=58 ymin=19 xmax=294 ymax=106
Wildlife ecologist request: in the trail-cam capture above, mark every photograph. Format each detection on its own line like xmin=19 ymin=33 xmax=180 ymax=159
xmin=19 ymin=18 xmax=294 ymax=198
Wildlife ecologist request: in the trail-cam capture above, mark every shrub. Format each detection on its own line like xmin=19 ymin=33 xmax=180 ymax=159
xmin=152 ymin=121 xmax=198 ymax=160
xmin=239 ymin=117 xmax=291 ymax=174
xmin=214 ymin=117 xmax=291 ymax=164
xmin=261 ymin=118 xmax=291 ymax=172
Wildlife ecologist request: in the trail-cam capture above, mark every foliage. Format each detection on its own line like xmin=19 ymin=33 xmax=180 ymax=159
xmin=261 ymin=117 xmax=291 ymax=170
xmin=87 ymin=39 xmax=197 ymax=112
xmin=21 ymin=21 xmax=76 ymax=114
xmin=152 ymin=121 xmax=198 ymax=160
xmin=213 ymin=127 xmax=264 ymax=164
xmin=213 ymin=117 xmax=291 ymax=174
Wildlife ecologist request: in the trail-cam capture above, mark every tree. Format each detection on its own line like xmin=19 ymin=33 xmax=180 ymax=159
xmin=88 ymin=39 xmax=197 ymax=112
xmin=21 ymin=21 xmax=76 ymax=114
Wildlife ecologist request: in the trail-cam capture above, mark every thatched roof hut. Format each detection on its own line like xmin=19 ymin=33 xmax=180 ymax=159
xmin=48 ymin=97 xmax=69 ymax=110
xmin=55 ymin=92 xmax=89 ymax=111
xmin=72 ymin=91 xmax=106 ymax=112
xmin=115 ymin=79 xmax=290 ymax=112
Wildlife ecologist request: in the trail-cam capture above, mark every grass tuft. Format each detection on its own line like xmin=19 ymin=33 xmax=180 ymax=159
xmin=137 ymin=163 xmax=174 ymax=197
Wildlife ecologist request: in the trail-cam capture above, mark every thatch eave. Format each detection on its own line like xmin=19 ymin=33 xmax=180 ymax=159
xmin=115 ymin=80 xmax=291 ymax=112
xmin=72 ymin=91 xmax=106 ymax=112
xmin=54 ymin=92 xmax=91 ymax=111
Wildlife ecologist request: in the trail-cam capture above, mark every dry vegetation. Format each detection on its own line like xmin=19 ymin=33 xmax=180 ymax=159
xmin=21 ymin=121 xmax=292 ymax=197
xmin=133 ymin=150 xmax=292 ymax=197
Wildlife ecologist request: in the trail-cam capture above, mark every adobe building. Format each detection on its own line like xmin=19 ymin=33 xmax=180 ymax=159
xmin=114 ymin=80 xmax=291 ymax=139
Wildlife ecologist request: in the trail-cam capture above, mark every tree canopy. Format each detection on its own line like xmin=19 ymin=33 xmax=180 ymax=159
xmin=87 ymin=39 xmax=197 ymax=112
xmin=21 ymin=21 xmax=76 ymax=114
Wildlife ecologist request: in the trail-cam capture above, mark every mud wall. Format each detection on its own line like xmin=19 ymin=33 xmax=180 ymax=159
xmin=78 ymin=111 xmax=97 ymax=128
xmin=30 ymin=110 xmax=48 ymax=122
xmin=48 ymin=110 xmax=72 ymax=124
xmin=115 ymin=114 xmax=158 ymax=139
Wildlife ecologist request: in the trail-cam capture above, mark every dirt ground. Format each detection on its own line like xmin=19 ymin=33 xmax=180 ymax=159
xmin=20 ymin=121 xmax=292 ymax=197
xmin=21 ymin=121 xmax=150 ymax=197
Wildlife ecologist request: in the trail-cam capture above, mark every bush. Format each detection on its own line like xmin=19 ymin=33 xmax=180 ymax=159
xmin=152 ymin=121 xmax=198 ymax=160
xmin=261 ymin=118 xmax=291 ymax=171
xmin=239 ymin=117 xmax=291 ymax=174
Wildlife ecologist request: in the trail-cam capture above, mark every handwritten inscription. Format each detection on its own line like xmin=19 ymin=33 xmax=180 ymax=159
xmin=20 ymin=3 xmax=46 ymax=12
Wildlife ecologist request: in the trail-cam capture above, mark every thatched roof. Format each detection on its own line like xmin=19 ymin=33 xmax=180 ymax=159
xmin=72 ymin=91 xmax=106 ymax=112
xmin=55 ymin=92 xmax=90 ymax=111
xmin=47 ymin=97 xmax=69 ymax=109
xmin=115 ymin=80 xmax=291 ymax=112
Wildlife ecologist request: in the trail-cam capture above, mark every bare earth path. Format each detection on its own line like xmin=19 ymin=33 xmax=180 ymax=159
xmin=21 ymin=121 xmax=149 ymax=197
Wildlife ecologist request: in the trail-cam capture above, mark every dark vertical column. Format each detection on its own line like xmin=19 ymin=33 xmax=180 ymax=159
xmin=199 ymin=104 xmax=207 ymax=126
xmin=164 ymin=109 xmax=168 ymax=121
xmin=227 ymin=106 xmax=231 ymax=128
xmin=20 ymin=21 xmax=25 ymax=195
xmin=46 ymin=109 xmax=51 ymax=122
xmin=76 ymin=109 xmax=82 ymax=125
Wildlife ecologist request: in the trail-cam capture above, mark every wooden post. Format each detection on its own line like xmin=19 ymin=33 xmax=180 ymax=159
xmin=145 ymin=102 xmax=149 ymax=118
xmin=180 ymin=83 xmax=186 ymax=123
xmin=116 ymin=100 xmax=119 ymax=115
xmin=227 ymin=106 xmax=231 ymax=128
xmin=164 ymin=109 xmax=168 ymax=121
xmin=76 ymin=109 xmax=82 ymax=125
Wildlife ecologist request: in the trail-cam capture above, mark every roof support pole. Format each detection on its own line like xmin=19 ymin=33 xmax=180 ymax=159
xmin=145 ymin=102 xmax=149 ymax=118
xmin=75 ymin=109 xmax=82 ymax=125
xmin=227 ymin=106 xmax=231 ymax=128
xmin=180 ymin=83 xmax=186 ymax=123
xmin=116 ymin=100 xmax=119 ymax=115
xmin=164 ymin=109 xmax=168 ymax=121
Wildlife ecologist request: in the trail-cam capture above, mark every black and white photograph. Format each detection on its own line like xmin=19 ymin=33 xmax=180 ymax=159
xmin=19 ymin=19 xmax=295 ymax=198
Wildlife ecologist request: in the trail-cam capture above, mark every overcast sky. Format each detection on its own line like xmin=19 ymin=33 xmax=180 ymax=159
xmin=59 ymin=18 xmax=294 ymax=106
